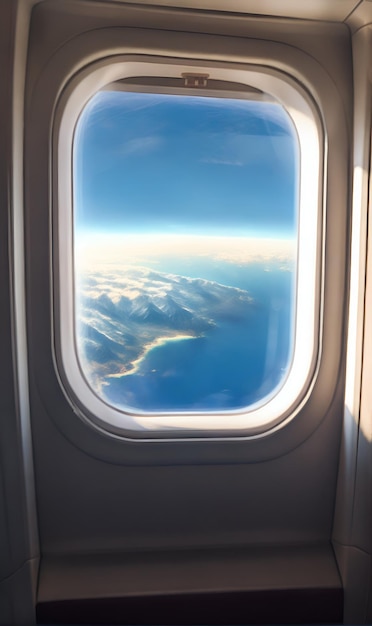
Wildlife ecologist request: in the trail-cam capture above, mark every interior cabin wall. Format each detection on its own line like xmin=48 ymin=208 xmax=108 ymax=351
xmin=331 ymin=23 xmax=372 ymax=624
xmin=0 ymin=0 xmax=39 ymax=624
xmin=24 ymin=0 xmax=349 ymax=555
xmin=0 ymin=0 xmax=371 ymax=624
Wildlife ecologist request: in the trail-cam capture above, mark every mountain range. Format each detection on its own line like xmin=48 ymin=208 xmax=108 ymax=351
xmin=76 ymin=265 xmax=255 ymax=389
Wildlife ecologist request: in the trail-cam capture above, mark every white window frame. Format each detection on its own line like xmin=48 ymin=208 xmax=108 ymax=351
xmin=55 ymin=56 xmax=323 ymax=439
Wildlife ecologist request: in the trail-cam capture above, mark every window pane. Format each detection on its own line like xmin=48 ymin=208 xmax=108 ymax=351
xmin=73 ymin=90 xmax=298 ymax=414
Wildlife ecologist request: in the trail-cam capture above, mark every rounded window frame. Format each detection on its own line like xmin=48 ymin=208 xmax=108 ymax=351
xmin=54 ymin=55 xmax=324 ymax=440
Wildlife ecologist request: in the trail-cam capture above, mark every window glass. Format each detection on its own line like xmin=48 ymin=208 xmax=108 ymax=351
xmin=73 ymin=90 xmax=298 ymax=414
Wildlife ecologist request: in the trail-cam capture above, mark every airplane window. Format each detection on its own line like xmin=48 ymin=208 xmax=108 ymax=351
xmin=73 ymin=89 xmax=299 ymax=416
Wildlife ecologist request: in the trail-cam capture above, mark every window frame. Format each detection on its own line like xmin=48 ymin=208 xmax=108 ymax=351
xmin=54 ymin=56 xmax=324 ymax=439
xmin=22 ymin=18 xmax=350 ymax=464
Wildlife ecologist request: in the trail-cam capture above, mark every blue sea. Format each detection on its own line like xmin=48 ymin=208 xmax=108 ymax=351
xmin=102 ymin=259 xmax=295 ymax=413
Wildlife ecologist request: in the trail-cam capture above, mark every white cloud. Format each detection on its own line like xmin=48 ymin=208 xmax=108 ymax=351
xmin=118 ymin=135 xmax=162 ymax=157
xmin=201 ymin=157 xmax=244 ymax=167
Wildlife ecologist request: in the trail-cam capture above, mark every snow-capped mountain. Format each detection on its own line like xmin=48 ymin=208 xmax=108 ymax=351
xmin=76 ymin=265 xmax=254 ymax=382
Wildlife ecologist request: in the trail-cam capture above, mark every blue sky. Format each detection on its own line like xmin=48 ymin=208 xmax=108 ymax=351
xmin=73 ymin=91 xmax=298 ymax=238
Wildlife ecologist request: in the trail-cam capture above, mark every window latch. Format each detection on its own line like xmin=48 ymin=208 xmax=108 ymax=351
xmin=181 ymin=73 xmax=209 ymax=88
